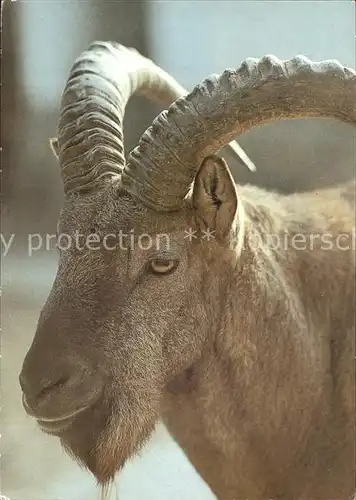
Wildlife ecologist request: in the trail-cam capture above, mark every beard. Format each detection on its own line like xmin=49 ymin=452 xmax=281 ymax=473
xmin=58 ymin=384 xmax=161 ymax=485
xmin=54 ymin=324 xmax=165 ymax=485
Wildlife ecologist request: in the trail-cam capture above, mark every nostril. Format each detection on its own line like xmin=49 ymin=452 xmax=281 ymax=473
xmin=36 ymin=375 xmax=71 ymax=401
xmin=20 ymin=361 xmax=104 ymax=421
xmin=20 ymin=370 xmax=73 ymax=410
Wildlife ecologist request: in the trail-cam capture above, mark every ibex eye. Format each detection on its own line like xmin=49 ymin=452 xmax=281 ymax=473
xmin=149 ymin=259 xmax=178 ymax=275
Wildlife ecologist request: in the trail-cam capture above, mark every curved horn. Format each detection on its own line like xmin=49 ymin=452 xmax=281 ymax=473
xmin=57 ymin=41 xmax=254 ymax=195
xmin=121 ymin=55 xmax=355 ymax=211
xmin=57 ymin=41 xmax=199 ymax=195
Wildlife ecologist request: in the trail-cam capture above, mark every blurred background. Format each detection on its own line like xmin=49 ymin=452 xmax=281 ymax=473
xmin=2 ymin=1 xmax=355 ymax=499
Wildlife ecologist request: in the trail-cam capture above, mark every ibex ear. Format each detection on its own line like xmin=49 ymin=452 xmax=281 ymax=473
xmin=192 ymin=155 xmax=238 ymax=239
xmin=49 ymin=137 xmax=59 ymax=159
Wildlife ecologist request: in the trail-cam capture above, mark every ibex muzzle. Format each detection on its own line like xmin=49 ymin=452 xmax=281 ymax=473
xmin=20 ymin=311 xmax=105 ymax=425
xmin=19 ymin=42 xmax=355 ymax=498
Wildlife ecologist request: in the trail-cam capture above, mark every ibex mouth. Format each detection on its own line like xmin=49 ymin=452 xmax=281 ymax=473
xmin=37 ymin=415 xmax=75 ymax=435
xmin=35 ymin=401 xmax=94 ymax=436
xmin=22 ymin=392 xmax=90 ymax=422
xmin=35 ymin=404 xmax=89 ymax=423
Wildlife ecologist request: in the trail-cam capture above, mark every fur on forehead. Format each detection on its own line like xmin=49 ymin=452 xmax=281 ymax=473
xmin=58 ymin=182 xmax=193 ymax=235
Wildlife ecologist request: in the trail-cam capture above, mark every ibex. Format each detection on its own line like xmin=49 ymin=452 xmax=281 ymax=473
xmin=19 ymin=42 xmax=355 ymax=499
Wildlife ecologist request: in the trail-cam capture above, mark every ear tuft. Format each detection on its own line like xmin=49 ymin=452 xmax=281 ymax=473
xmin=192 ymin=154 xmax=238 ymax=239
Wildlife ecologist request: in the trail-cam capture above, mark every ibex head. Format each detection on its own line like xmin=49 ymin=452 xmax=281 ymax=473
xmin=19 ymin=42 xmax=355 ymax=484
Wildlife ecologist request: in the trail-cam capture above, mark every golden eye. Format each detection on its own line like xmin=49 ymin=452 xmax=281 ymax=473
xmin=149 ymin=259 xmax=178 ymax=275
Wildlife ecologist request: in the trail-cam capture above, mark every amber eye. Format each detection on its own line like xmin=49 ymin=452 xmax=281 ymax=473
xmin=149 ymin=259 xmax=178 ymax=275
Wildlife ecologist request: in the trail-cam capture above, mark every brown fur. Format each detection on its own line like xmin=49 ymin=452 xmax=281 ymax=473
xmin=20 ymin=156 xmax=355 ymax=499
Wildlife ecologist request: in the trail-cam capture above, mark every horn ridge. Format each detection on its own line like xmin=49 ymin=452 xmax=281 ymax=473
xmin=121 ymin=55 xmax=355 ymax=211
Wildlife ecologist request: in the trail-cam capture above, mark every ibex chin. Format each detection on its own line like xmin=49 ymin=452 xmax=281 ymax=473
xmin=19 ymin=42 xmax=355 ymax=499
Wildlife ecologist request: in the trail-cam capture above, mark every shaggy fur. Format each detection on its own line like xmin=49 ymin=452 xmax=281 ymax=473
xmin=20 ymin=155 xmax=355 ymax=499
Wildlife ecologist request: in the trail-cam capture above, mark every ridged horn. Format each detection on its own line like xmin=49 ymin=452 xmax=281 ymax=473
xmin=57 ymin=41 xmax=254 ymax=195
xmin=121 ymin=55 xmax=355 ymax=211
